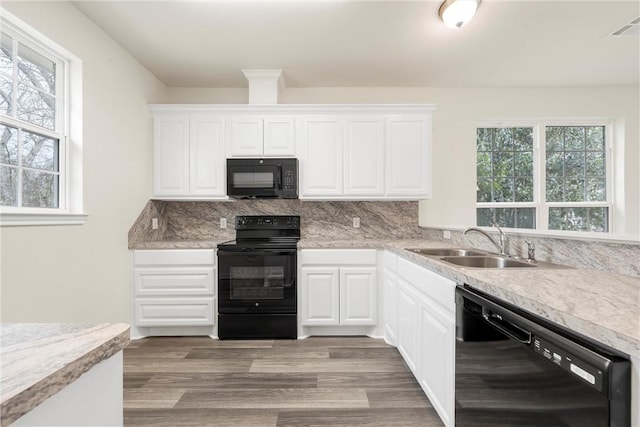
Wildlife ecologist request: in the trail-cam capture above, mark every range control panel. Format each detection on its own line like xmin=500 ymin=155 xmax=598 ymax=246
xmin=236 ymin=215 xmax=300 ymax=230
xmin=532 ymin=336 xmax=603 ymax=392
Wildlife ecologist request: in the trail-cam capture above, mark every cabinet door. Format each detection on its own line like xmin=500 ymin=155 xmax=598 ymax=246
xmin=343 ymin=118 xmax=385 ymax=196
xmin=299 ymin=118 xmax=343 ymax=197
xmin=419 ymin=295 xmax=455 ymax=427
xmin=397 ymin=279 xmax=420 ymax=377
xmin=383 ymin=270 xmax=398 ymax=345
xmin=190 ymin=116 xmax=225 ymax=196
xmin=263 ymin=117 xmax=295 ymax=156
xmin=339 ymin=267 xmax=377 ymax=326
xmin=300 ymin=267 xmax=340 ymax=325
xmin=153 ymin=116 xmax=189 ymax=196
xmin=385 ymin=116 xmax=431 ymax=197
xmin=228 ymin=116 xmax=263 ymax=157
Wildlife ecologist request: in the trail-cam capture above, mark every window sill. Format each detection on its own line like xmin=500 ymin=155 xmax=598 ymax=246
xmin=0 ymin=212 xmax=88 ymax=227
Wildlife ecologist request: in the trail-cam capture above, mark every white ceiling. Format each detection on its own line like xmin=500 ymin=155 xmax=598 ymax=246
xmin=71 ymin=0 xmax=639 ymax=88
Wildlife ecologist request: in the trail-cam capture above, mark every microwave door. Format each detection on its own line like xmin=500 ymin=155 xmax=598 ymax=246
xmin=229 ymin=165 xmax=278 ymax=197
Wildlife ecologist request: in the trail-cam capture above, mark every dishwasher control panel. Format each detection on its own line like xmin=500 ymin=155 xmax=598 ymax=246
xmin=532 ymin=336 xmax=603 ymax=392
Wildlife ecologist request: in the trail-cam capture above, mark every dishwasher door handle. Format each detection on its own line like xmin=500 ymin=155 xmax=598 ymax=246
xmin=483 ymin=309 xmax=532 ymax=344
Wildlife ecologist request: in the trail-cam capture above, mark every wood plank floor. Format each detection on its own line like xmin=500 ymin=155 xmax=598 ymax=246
xmin=124 ymin=336 xmax=444 ymax=427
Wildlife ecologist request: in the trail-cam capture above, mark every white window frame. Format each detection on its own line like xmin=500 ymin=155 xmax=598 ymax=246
xmin=0 ymin=8 xmax=85 ymax=226
xmin=476 ymin=119 xmax=615 ymax=236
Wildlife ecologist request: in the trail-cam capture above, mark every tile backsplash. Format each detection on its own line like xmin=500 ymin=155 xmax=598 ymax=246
xmin=129 ymin=199 xmax=422 ymax=244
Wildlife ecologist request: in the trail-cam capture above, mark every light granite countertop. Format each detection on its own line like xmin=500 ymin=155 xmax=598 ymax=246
xmin=0 ymin=323 xmax=130 ymax=426
xmin=129 ymin=238 xmax=639 ymax=358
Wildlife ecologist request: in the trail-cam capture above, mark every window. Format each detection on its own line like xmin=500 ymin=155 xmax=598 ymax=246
xmin=476 ymin=121 xmax=612 ymax=234
xmin=0 ymin=9 xmax=84 ymax=225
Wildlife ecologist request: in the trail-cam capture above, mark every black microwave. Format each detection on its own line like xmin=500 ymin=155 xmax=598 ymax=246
xmin=226 ymin=158 xmax=298 ymax=199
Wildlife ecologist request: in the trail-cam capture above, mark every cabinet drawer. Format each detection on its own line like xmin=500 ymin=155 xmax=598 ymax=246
xmin=133 ymin=249 xmax=215 ymax=266
xmin=134 ymin=297 xmax=215 ymax=326
xmin=397 ymin=257 xmax=455 ymax=315
xmin=134 ymin=267 xmax=215 ymax=296
xmin=301 ymin=249 xmax=377 ymax=265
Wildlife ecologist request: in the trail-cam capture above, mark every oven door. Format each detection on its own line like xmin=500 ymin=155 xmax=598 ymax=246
xmin=218 ymin=249 xmax=296 ymax=314
xmin=226 ymin=163 xmax=282 ymax=198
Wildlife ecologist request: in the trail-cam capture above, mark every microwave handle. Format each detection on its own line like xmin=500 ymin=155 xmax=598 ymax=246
xmin=276 ymin=165 xmax=283 ymax=188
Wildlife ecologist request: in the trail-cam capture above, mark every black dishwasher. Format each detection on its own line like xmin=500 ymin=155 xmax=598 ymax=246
xmin=455 ymin=285 xmax=631 ymax=427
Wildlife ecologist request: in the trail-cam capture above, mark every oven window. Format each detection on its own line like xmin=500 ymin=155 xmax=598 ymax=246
xmin=230 ymin=266 xmax=284 ymax=300
xmin=232 ymin=172 xmax=274 ymax=188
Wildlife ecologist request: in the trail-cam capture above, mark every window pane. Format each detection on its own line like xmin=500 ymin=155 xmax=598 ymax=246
xmin=493 ymin=151 xmax=514 ymax=177
xmin=477 ymin=177 xmax=492 ymax=202
xmin=477 ymin=207 xmax=535 ymax=229
xmin=586 ymin=126 xmax=605 ymax=151
xmin=586 ymin=177 xmax=606 ymax=202
xmin=0 ymin=32 xmax=12 ymax=76
xmin=477 ymin=128 xmax=492 ymax=151
xmin=546 ymin=126 xmax=563 ymax=151
xmin=22 ymin=169 xmax=58 ymax=208
xmin=515 ymin=177 xmax=533 ymax=202
xmin=586 ymin=152 xmax=605 ymax=177
xmin=494 ymin=128 xmax=512 ymax=151
xmin=477 ymin=152 xmax=491 ymax=177
xmin=0 ymin=74 xmax=12 ymax=115
xmin=0 ymin=164 xmax=17 ymax=206
xmin=17 ymin=42 xmax=55 ymax=96
xmin=513 ymin=127 xmax=533 ymax=151
xmin=564 ymin=127 xmax=585 ymax=151
xmin=565 ymin=178 xmax=585 ymax=202
xmin=546 ymin=177 xmax=564 ymax=202
xmin=1 ymin=124 xmax=18 ymax=165
xmin=22 ymin=131 xmax=58 ymax=171
xmin=545 ymin=125 xmax=606 ymax=206
xmin=546 ymin=151 xmax=563 ymax=177
xmin=514 ymin=152 xmax=532 ymax=177
xmin=16 ymin=83 xmax=55 ymax=130
xmin=548 ymin=207 xmax=608 ymax=232
xmin=564 ymin=151 xmax=585 ymax=177
xmin=476 ymin=126 xmax=534 ymax=208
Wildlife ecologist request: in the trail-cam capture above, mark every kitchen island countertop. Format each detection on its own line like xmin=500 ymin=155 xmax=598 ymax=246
xmin=0 ymin=323 xmax=129 ymax=426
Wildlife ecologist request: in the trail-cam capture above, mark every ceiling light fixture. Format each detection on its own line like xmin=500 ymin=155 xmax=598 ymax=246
xmin=438 ymin=0 xmax=479 ymax=29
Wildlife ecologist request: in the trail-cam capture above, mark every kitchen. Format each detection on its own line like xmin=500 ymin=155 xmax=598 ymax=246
xmin=0 ymin=1 xmax=639 ymax=426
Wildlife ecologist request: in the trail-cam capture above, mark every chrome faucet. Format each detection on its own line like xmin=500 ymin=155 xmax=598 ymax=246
xmin=463 ymin=223 xmax=510 ymax=256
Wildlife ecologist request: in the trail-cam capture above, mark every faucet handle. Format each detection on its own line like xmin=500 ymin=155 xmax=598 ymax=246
xmin=524 ymin=240 xmax=536 ymax=261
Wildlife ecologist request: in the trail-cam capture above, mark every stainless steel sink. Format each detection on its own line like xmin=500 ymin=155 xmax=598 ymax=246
xmin=441 ymin=256 xmax=538 ymax=268
xmin=406 ymin=248 xmax=487 ymax=257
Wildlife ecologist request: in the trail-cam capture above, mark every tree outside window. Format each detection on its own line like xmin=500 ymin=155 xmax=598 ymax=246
xmin=476 ymin=123 xmax=610 ymax=233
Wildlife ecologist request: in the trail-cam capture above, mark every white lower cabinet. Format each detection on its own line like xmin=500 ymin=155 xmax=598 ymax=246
xmin=397 ymin=256 xmax=456 ymax=427
xmin=300 ymin=250 xmax=377 ymax=332
xmin=131 ymin=249 xmax=216 ymax=338
xmin=383 ymin=251 xmax=398 ymax=345
xmin=396 ymin=278 xmax=420 ymax=376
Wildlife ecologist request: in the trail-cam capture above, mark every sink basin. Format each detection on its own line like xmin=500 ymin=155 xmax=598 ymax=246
xmin=406 ymin=248 xmax=487 ymax=257
xmin=440 ymin=256 xmax=538 ymax=268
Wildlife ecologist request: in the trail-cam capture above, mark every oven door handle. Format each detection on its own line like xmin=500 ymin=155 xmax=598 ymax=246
xmin=482 ymin=308 xmax=532 ymax=345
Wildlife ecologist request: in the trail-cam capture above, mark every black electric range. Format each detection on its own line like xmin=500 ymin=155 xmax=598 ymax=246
xmin=217 ymin=215 xmax=300 ymax=339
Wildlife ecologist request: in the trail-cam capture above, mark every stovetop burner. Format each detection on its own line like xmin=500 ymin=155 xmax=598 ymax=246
xmin=217 ymin=215 xmax=301 ymax=252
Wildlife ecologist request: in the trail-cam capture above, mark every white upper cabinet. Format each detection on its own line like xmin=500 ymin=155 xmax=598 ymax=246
xmin=298 ymin=107 xmax=434 ymax=200
xmin=190 ymin=116 xmax=225 ymax=196
xmin=343 ymin=117 xmax=385 ymax=196
xmin=228 ymin=116 xmax=295 ymax=157
xmin=153 ymin=115 xmax=190 ymax=196
xmin=386 ymin=116 xmax=431 ymax=197
xmin=151 ymin=104 xmax=434 ymax=201
xmin=153 ymin=113 xmax=226 ymax=199
xmin=299 ymin=117 xmax=343 ymax=196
